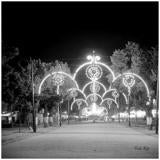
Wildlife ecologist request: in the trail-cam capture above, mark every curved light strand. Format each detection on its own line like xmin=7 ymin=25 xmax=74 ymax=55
xmin=100 ymin=98 xmax=118 ymax=109
xmin=102 ymin=88 xmax=118 ymax=98
xmin=38 ymin=71 xmax=79 ymax=95
xmin=67 ymin=88 xmax=87 ymax=99
xmin=70 ymin=99 xmax=88 ymax=110
xmin=86 ymin=93 xmax=103 ymax=103
xmin=112 ymin=72 xmax=150 ymax=100
xmin=82 ymin=81 xmax=107 ymax=93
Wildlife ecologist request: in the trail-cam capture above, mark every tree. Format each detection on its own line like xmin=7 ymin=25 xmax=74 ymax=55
xmin=132 ymin=46 xmax=158 ymax=98
xmin=33 ymin=60 xmax=75 ymax=114
xmin=110 ymin=41 xmax=158 ymax=118
xmin=2 ymin=46 xmax=20 ymax=112
xmin=110 ymin=41 xmax=142 ymax=74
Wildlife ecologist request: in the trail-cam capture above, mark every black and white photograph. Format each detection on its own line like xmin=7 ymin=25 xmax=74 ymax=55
xmin=2 ymin=1 xmax=159 ymax=158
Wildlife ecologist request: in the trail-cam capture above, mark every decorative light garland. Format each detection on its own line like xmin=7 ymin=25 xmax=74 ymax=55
xmin=112 ymin=90 xmax=119 ymax=99
xmin=122 ymin=74 xmax=135 ymax=95
xmin=100 ymin=98 xmax=118 ymax=109
xmin=102 ymin=88 xmax=118 ymax=98
xmin=67 ymin=88 xmax=86 ymax=99
xmin=70 ymin=99 xmax=88 ymax=110
xmin=38 ymin=71 xmax=79 ymax=95
xmin=85 ymin=64 xmax=103 ymax=81
xmin=73 ymin=54 xmax=115 ymax=82
xmin=90 ymin=83 xmax=100 ymax=93
xmin=82 ymin=81 xmax=106 ymax=94
xmin=107 ymin=99 xmax=113 ymax=109
xmin=89 ymin=94 xmax=98 ymax=103
xmin=86 ymin=93 xmax=103 ymax=104
xmin=112 ymin=72 xmax=150 ymax=101
xmin=38 ymin=54 xmax=151 ymax=113
xmin=52 ymin=73 xmax=64 ymax=94
xmin=122 ymin=93 xmax=128 ymax=104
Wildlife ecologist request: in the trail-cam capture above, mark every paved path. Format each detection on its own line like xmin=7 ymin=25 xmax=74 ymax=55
xmin=2 ymin=122 xmax=158 ymax=158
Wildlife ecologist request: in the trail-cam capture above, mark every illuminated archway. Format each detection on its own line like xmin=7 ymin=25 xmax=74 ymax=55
xmin=37 ymin=53 xmax=151 ymax=119
xmin=112 ymin=72 xmax=150 ymax=100
xmin=38 ymin=71 xmax=79 ymax=95
xmin=73 ymin=55 xmax=115 ymax=81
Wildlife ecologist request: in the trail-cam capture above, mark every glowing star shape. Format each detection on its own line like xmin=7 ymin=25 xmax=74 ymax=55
xmin=86 ymin=64 xmax=103 ymax=80
xmin=90 ymin=83 xmax=100 ymax=93
xmin=52 ymin=74 xmax=64 ymax=86
xmin=90 ymin=95 xmax=98 ymax=102
xmin=112 ymin=90 xmax=119 ymax=99
xmin=123 ymin=74 xmax=135 ymax=95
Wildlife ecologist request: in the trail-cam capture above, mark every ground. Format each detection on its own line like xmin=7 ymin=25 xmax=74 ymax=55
xmin=2 ymin=122 xmax=158 ymax=158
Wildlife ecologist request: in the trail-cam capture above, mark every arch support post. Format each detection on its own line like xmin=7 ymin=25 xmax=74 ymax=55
xmin=128 ymin=93 xmax=131 ymax=127
xmin=68 ymin=100 xmax=70 ymax=124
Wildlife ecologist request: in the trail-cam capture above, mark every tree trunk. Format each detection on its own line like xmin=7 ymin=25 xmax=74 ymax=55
xmin=19 ymin=106 xmax=21 ymax=133
xmin=68 ymin=100 xmax=70 ymax=124
xmin=135 ymin=110 xmax=137 ymax=125
xmin=155 ymin=72 xmax=159 ymax=134
xmin=146 ymin=108 xmax=153 ymax=130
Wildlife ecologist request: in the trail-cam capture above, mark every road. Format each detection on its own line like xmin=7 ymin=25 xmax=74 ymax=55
xmin=2 ymin=122 xmax=158 ymax=158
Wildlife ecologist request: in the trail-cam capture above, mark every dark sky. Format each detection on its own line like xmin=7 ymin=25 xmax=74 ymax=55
xmin=2 ymin=2 xmax=158 ymax=70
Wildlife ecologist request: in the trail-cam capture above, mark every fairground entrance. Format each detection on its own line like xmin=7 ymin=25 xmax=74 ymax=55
xmin=37 ymin=51 xmax=151 ymax=127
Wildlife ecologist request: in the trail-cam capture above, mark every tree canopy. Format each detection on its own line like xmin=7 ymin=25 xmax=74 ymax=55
xmin=110 ymin=41 xmax=158 ymax=113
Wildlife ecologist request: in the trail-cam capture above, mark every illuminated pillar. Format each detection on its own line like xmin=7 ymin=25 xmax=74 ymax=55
xmin=128 ymin=93 xmax=131 ymax=126
xmin=122 ymin=74 xmax=135 ymax=127
xmin=112 ymin=90 xmax=120 ymax=123
xmin=52 ymin=73 xmax=64 ymax=127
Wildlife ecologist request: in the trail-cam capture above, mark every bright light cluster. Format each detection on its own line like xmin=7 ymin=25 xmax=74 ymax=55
xmin=87 ymin=53 xmax=101 ymax=63
xmin=122 ymin=74 xmax=135 ymax=95
xmin=90 ymin=83 xmax=100 ymax=93
xmin=38 ymin=71 xmax=79 ymax=95
xmin=67 ymin=88 xmax=86 ymax=99
xmin=82 ymin=81 xmax=106 ymax=93
xmin=85 ymin=64 xmax=103 ymax=81
xmin=52 ymin=73 xmax=64 ymax=86
xmin=86 ymin=93 xmax=103 ymax=103
xmin=38 ymin=53 xmax=151 ymax=114
xmin=70 ymin=99 xmax=88 ymax=110
xmin=112 ymin=72 xmax=150 ymax=101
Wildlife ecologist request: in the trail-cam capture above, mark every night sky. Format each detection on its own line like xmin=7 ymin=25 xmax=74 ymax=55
xmin=2 ymin=2 xmax=158 ymax=70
